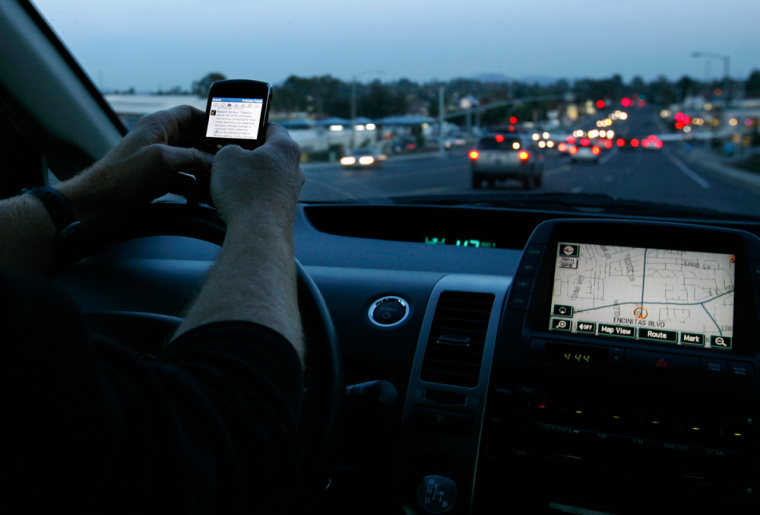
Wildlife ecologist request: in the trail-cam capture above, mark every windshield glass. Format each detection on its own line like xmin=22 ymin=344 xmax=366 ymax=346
xmin=32 ymin=0 xmax=760 ymax=218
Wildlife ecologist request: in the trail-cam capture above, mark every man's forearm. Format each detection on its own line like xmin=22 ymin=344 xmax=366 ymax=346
xmin=0 ymin=195 xmax=58 ymax=273
xmin=173 ymin=214 xmax=304 ymax=360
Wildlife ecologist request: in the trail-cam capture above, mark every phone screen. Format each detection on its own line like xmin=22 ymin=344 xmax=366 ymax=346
xmin=205 ymin=96 xmax=265 ymax=141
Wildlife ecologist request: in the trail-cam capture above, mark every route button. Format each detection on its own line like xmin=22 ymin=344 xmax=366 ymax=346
xmin=638 ymin=328 xmax=678 ymax=343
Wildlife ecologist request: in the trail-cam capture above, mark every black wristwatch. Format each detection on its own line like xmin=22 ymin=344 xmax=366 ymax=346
xmin=24 ymin=186 xmax=82 ymax=240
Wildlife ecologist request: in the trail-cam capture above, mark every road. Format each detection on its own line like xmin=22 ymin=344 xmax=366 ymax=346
xmin=300 ymin=109 xmax=760 ymax=219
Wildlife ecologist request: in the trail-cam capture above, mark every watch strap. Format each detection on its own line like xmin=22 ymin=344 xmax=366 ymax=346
xmin=24 ymin=186 xmax=78 ymax=234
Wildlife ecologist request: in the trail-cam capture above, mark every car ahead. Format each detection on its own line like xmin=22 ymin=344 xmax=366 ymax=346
xmin=615 ymin=136 xmax=641 ymax=150
xmin=340 ymin=147 xmax=387 ymax=168
xmin=7 ymin=1 xmax=760 ymax=515
xmin=469 ymin=133 xmax=543 ymax=189
xmin=641 ymin=134 xmax=664 ymax=150
xmin=568 ymin=137 xmax=602 ymax=163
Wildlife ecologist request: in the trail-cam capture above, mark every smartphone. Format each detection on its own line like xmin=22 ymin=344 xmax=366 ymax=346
xmin=203 ymin=79 xmax=272 ymax=153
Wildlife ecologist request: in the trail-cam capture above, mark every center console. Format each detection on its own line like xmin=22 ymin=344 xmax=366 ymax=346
xmin=476 ymin=219 xmax=760 ymax=513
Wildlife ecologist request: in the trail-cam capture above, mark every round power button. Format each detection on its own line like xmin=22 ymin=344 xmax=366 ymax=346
xmin=369 ymin=296 xmax=409 ymax=327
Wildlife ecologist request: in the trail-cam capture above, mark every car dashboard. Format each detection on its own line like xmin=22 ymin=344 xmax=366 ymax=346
xmin=56 ymin=202 xmax=760 ymax=515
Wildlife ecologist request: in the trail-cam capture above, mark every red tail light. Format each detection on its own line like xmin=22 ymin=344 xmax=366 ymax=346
xmin=603 ymin=139 xmax=613 ymax=149
xmin=468 ymin=150 xmax=480 ymax=160
xmin=616 ymin=138 xmax=625 ymax=147
xmin=592 ymin=146 xmax=601 ymax=155
xmin=580 ymin=138 xmax=591 ymax=147
xmin=630 ymin=138 xmax=640 ymax=148
xmin=495 ymin=134 xmax=505 ymax=143
xmin=569 ymin=145 xmax=578 ymax=155
xmin=558 ymin=142 xmax=568 ymax=152
xmin=518 ymin=151 xmax=530 ymax=161
xmin=567 ymin=136 xmax=577 ymax=144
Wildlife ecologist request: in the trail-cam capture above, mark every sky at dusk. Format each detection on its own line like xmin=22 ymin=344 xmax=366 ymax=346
xmin=32 ymin=0 xmax=760 ymax=93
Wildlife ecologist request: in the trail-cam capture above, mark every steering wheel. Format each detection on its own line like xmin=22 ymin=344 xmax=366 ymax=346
xmin=59 ymin=201 xmax=342 ymax=512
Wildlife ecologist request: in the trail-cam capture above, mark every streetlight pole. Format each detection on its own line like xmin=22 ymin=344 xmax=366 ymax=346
xmin=692 ymin=51 xmax=732 ymax=104
xmin=438 ymin=85 xmax=445 ymax=157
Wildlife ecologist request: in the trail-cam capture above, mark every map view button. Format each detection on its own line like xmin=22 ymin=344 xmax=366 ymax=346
xmin=598 ymin=324 xmax=636 ymax=339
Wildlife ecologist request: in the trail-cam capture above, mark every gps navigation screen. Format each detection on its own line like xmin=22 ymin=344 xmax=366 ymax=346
xmin=548 ymin=242 xmax=735 ymax=350
xmin=206 ymin=97 xmax=264 ymax=140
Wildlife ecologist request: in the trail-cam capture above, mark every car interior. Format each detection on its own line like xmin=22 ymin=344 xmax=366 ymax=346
xmin=1 ymin=1 xmax=759 ymax=513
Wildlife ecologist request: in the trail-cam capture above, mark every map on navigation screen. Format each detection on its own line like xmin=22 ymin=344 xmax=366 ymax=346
xmin=548 ymin=242 xmax=735 ymax=350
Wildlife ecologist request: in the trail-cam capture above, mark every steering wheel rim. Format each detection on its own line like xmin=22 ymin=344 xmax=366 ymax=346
xmin=65 ymin=201 xmax=342 ymax=512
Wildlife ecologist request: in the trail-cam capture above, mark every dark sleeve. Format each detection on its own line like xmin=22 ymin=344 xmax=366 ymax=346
xmin=2 ymin=268 xmax=304 ymax=514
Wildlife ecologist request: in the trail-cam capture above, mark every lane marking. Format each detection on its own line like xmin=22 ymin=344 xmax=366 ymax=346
xmin=663 ymin=149 xmax=710 ymax=189
xmin=599 ymin=148 xmax=618 ymax=165
xmin=545 ymin=164 xmax=571 ymax=177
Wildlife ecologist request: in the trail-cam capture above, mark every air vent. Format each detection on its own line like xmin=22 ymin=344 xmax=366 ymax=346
xmin=420 ymin=291 xmax=495 ymax=387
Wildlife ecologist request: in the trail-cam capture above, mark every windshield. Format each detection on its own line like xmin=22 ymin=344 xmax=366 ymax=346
xmin=32 ymin=0 xmax=760 ymax=218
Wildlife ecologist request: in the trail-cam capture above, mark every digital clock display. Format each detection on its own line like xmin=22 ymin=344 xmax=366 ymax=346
xmin=424 ymin=237 xmax=496 ymax=248
xmin=544 ymin=342 xmax=609 ymax=366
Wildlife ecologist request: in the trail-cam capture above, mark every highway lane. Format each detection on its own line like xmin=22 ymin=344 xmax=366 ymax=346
xmin=300 ymin=147 xmax=759 ymax=218
xmin=300 ymin=105 xmax=759 ymax=217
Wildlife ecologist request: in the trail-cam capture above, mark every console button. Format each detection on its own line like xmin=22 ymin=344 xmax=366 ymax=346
xmin=728 ymin=362 xmax=755 ymax=383
xmin=512 ymin=275 xmax=533 ymax=293
xmin=517 ymin=260 xmax=539 ymax=276
xmin=702 ymin=358 xmax=727 ymax=376
xmin=609 ymin=347 xmax=624 ymax=365
xmin=369 ymin=296 xmax=409 ymax=326
xmin=524 ymin=245 xmax=544 ymax=260
xmin=627 ymin=350 xmax=699 ymax=374
xmin=509 ymin=292 xmax=530 ymax=311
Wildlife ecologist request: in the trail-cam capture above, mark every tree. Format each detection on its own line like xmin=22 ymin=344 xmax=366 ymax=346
xmin=746 ymin=70 xmax=760 ymax=98
xmin=191 ymin=72 xmax=226 ymax=97
xmin=648 ymin=75 xmax=678 ymax=105
xmin=676 ymin=75 xmax=697 ymax=101
xmin=630 ymin=76 xmax=646 ymax=94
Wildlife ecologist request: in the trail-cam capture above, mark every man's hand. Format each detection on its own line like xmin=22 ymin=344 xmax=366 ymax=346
xmin=58 ymin=105 xmax=213 ymax=227
xmin=0 ymin=105 xmax=213 ymax=273
xmin=174 ymin=124 xmax=305 ymax=354
xmin=210 ymin=123 xmax=304 ymax=230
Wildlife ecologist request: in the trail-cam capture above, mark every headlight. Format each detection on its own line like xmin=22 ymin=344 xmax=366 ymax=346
xmin=358 ymin=156 xmax=375 ymax=166
xmin=340 ymin=156 xmax=357 ymax=166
